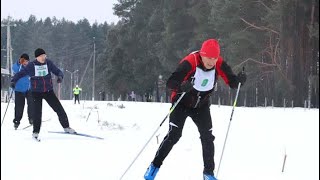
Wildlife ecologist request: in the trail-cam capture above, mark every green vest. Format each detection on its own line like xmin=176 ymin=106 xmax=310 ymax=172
xmin=73 ymin=87 xmax=82 ymax=95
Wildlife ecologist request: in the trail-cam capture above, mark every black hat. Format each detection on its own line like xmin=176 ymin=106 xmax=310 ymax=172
xmin=20 ymin=53 xmax=29 ymax=60
xmin=34 ymin=48 xmax=46 ymax=57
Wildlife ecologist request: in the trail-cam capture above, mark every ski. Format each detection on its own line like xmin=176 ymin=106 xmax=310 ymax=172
xmin=19 ymin=118 xmax=51 ymax=130
xmin=32 ymin=137 xmax=41 ymax=142
xmin=48 ymin=131 xmax=104 ymax=140
xmin=22 ymin=124 xmax=32 ymax=130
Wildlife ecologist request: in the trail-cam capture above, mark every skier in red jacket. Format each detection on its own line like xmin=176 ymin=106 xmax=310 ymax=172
xmin=144 ymin=39 xmax=246 ymax=180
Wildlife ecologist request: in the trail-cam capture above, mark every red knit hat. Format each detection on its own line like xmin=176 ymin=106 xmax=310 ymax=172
xmin=200 ymin=39 xmax=220 ymax=58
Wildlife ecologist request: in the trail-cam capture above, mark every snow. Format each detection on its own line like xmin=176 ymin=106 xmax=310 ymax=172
xmin=1 ymin=100 xmax=319 ymax=180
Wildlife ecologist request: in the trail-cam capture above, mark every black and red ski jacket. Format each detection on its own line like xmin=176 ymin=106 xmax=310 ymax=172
xmin=167 ymin=51 xmax=240 ymax=108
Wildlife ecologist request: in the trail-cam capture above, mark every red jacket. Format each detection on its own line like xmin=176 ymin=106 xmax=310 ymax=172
xmin=167 ymin=51 xmax=239 ymax=108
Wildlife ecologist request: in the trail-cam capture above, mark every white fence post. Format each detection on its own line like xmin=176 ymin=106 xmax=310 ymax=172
xmin=265 ymin=97 xmax=267 ymax=107
xmin=304 ymin=100 xmax=307 ymax=110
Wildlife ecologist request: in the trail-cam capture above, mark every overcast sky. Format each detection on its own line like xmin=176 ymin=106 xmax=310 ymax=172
xmin=1 ymin=0 xmax=120 ymax=24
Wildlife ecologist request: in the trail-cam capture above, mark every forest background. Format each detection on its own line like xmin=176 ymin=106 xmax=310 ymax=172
xmin=1 ymin=0 xmax=319 ymax=107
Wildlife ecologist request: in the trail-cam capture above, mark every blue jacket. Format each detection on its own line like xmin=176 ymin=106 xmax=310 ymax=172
xmin=11 ymin=58 xmax=63 ymax=93
xmin=12 ymin=60 xmax=30 ymax=93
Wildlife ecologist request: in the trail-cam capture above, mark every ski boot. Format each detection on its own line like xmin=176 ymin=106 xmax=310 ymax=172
xmin=203 ymin=173 xmax=218 ymax=180
xmin=13 ymin=120 xmax=19 ymax=130
xmin=32 ymin=132 xmax=40 ymax=141
xmin=144 ymin=163 xmax=159 ymax=180
xmin=64 ymin=127 xmax=77 ymax=134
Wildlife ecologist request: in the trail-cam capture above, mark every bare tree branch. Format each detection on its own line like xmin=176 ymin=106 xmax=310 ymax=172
xmin=233 ymin=58 xmax=277 ymax=71
xmin=240 ymin=17 xmax=279 ymax=35
xmin=253 ymin=0 xmax=273 ymax=12
xmin=273 ymin=37 xmax=280 ymax=65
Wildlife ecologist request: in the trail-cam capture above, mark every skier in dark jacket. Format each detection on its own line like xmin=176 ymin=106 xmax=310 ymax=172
xmin=144 ymin=39 xmax=246 ymax=180
xmin=12 ymin=53 xmax=34 ymax=129
xmin=11 ymin=48 xmax=76 ymax=140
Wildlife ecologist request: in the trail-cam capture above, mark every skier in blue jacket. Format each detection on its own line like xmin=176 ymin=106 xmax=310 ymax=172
xmin=12 ymin=53 xmax=34 ymax=129
xmin=11 ymin=48 xmax=76 ymax=140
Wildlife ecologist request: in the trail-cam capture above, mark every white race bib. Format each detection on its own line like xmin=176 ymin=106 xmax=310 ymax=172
xmin=34 ymin=64 xmax=49 ymax=77
xmin=193 ymin=67 xmax=215 ymax=92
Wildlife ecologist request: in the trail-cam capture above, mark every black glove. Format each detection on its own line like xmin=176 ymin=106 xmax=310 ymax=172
xmin=57 ymin=76 xmax=63 ymax=83
xmin=237 ymin=71 xmax=247 ymax=85
xmin=180 ymin=81 xmax=194 ymax=93
xmin=10 ymin=82 xmax=15 ymax=89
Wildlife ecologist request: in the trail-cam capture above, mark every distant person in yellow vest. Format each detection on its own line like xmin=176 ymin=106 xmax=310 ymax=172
xmin=73 ymin=85 xmax=82 ymax=104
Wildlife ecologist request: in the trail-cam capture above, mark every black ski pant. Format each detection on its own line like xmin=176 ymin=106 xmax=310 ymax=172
xmin=32 ymin=90 xmax=70 ymax=133
xmin=74 ymin=94 xmax=80 ymax=104
xmin=152 ymin=104 xmax=215 ymax=175
xmin=13 ymin=91 xmax=34 ymax=125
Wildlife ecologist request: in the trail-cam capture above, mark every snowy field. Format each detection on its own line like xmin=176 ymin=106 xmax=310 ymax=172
xmin=1 ymin=100 xmax=319 ymax=180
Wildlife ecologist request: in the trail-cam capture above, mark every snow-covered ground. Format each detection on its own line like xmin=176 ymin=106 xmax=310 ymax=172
xmin=1 ymin=100 xmax=319 ymax=180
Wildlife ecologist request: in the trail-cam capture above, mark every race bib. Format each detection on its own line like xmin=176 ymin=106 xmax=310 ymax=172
xmin=193 ymin=67 xmax=215 ymax=92
xmin=34 ymin=64 xmax=49 ymax=77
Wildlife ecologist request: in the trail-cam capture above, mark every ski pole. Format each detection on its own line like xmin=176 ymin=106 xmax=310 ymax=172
xmin=119 ymin=92 xmax=186 ymax=180
xmin=1 ymin=89 xmax=14 ymax=127
xmin=216 ymin=82 xmax=242 ymax=178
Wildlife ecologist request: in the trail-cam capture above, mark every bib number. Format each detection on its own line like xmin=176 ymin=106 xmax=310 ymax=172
xmin=34 ymin=65 xmax=49 ymax=77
